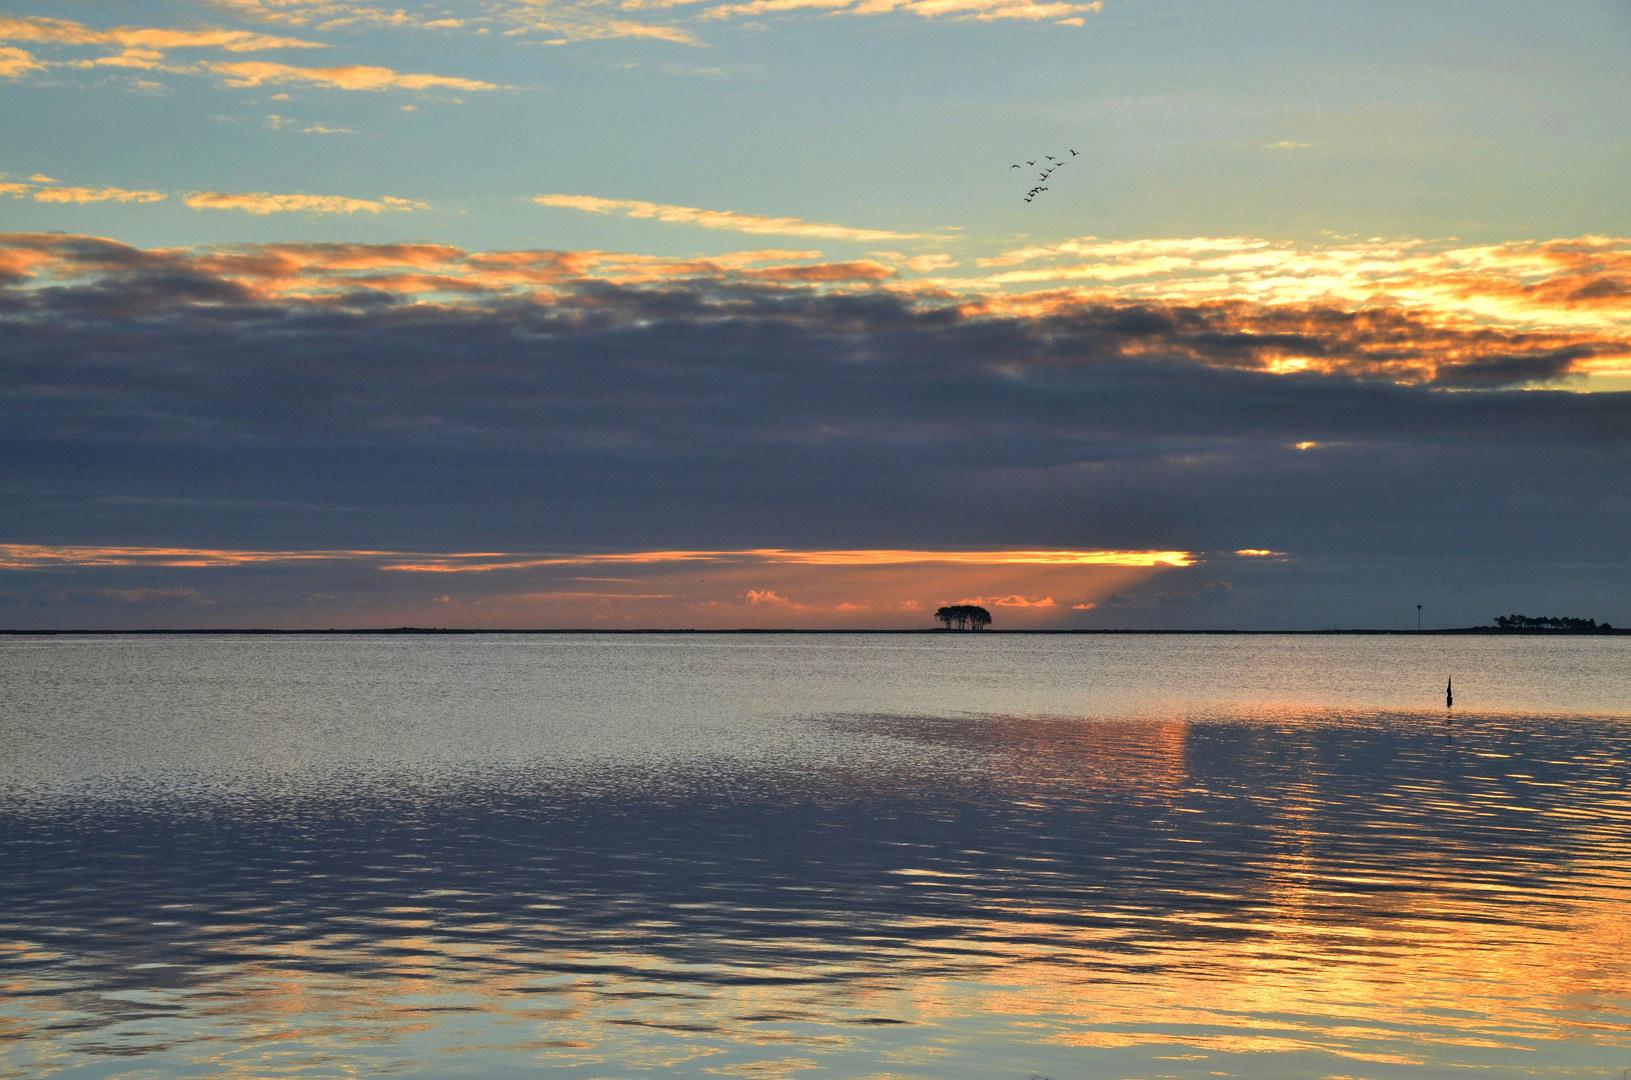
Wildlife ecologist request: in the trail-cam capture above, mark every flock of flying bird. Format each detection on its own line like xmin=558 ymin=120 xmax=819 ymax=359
xmin=1012 ymin=148 xmax=1078 ymax=202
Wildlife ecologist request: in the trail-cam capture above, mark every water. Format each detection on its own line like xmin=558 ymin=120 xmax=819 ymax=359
xmin=1 ymin=633 xmax=1628 ymax=1079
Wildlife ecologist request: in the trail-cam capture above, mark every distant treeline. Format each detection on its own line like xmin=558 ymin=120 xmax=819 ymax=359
xmin=1491 ymin=614 xmax=1614 ymax=631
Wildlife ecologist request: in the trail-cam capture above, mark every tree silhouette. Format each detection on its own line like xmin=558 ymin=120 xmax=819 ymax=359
xmin=1493 ymin=614 xmax=1610 ymax=631
xmin=933 ymin=604 xmax=993 ymax=630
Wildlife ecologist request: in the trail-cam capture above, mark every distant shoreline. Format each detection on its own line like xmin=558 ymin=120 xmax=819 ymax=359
xmin=2 ymin=627 xmax=1627 ymax=636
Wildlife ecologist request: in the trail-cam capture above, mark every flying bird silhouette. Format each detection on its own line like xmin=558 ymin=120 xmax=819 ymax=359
xmin=1011 ymin=148 xmax=1078 ymax=203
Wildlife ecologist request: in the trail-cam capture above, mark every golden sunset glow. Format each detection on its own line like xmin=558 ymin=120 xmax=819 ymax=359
xmin=0 ymin=544 xmax=1200 ymax=627
xmin=1 ymin=233 xmax=1626 ymax=386
xmin=376 ymin=548 xmax=1196 ymax=572
xmin=0 ymin=543 xmax=1193 ymax=571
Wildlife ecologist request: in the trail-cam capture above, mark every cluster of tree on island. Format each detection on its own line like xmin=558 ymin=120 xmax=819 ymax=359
xmin=1492 ymin=614 xmax=1613 ymax=631
xmin=935 ymin=605 xmax=992 ymax=630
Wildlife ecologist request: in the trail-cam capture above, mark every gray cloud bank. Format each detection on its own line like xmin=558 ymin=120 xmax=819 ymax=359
xmin=2 ymin=235 xmax=1629 ymax=628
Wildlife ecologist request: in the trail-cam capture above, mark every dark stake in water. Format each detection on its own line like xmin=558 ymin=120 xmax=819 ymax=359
xmin=2 ymin=634 xmax=1628 ymax=1078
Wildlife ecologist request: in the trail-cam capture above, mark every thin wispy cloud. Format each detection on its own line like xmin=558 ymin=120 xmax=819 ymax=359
xmin=205 ymin=0 xmax=471 ymax=30
xmin=0 ymin=14 xmax=323 ymax=52
xmin=33 ymin=186 xmax=167 ymax=204
xmin=202 ymin=60 xmax=497 ymax=90
xmin=205 ymin=0 xmax=1099 ymax=46
xmin=184 ymin=191 xmax=428 ymax=213
xmin=209 ymin=0 xmax=703 ymax=43
xmin=0 ymin=544 xmax=1192 ymax=571
xmin=535 ymin=194 xmax=921 ymax=241
xmin=0 ymin=13 xmax=495 ymax=91
xmin=700 ymin=0 xmax=1100 ymax=22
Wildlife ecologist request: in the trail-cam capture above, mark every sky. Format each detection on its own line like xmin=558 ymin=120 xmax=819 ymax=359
xmin=1 ymin=0 xmax=1629 ymax=630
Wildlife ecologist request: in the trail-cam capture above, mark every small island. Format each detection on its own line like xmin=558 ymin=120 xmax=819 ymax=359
xmin=935 ymin=604 xmax=992 ymax=630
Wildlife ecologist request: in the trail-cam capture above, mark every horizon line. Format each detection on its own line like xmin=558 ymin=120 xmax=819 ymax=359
xmin=2 ymin=626 xmax=1623 ymax=636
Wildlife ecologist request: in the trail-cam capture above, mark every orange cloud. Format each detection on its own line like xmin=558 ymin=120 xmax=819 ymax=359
xmin=210 ymin=0 xmax=704 ymax=44
xmin=184 ymin=191 xmax=428 ymax=214
xmin=534 ymin=194 xmax=921 ymax=242
xmin=961 ymin=594 xmax=1057 ymax=607
xmin=0 ymin=543 xmax=1183 ymax=628
xmin=0 ymin=544 xmax=1192 ymax=571
xmin=33 ymin=186 xmax=166 ymax=204
xmin=3 ymin=233 xmax=1626 ymax=387
xmin=0 ymin=45 xmax=44 ymax=78
xmin=0 ymin=14 xmax=323 ymax=52
xmin=203 ymin=1 xmax=420 ymax=26
xmin=0 ymin=544 xmax=385 ymax=569
xmin=202 ymin=60 xmax=498 ymax=91
xmin=373 ymin=548 xmax=1195 ymax=572
xmin=969 ymin=235 xmax=1631 ymax=337
xmin=701 ymin=0 xmax=1100 ymax=20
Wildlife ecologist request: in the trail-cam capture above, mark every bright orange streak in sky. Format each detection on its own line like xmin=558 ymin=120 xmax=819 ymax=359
xmin=376 ymin=549 xmax=1197 ymax=572
xmin=0 ymin=544 xmax=1194 ymax=571
xmin=0 ymin=544 xmax=398 ymax=568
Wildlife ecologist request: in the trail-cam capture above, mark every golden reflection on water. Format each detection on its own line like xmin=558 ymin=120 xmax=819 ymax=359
xmin=3 ymin=701 xmax=1630 ymax=1078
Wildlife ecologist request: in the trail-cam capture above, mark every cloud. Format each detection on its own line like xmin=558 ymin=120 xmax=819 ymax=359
xmin=1102 ymin=579 xmax=1235 ymax=608
xmin=534 ymin=194 xmax=921 ymax=242
xmin=32 ymin=186 xmax=167 ymax=204
xmin=967 ymin=235 xmax=1631 ymax=341
xmin=0 ymin=14 xmax=324 ymax=52
xmin=202 ymin=60 xmax=498 ymax=90
xmin=373 ymin=548 xmax=1194 ymax=571
xmin=0 ymin=45 xmax=44 ymax=78
xmin=0 ymin=544 xmax=1172 ymax=628
xmin=2 ymin=232 xmax=1631 ymax=629
xmin=205 ymin=1 xmax=470 ymax=29
xmin=206 ymin=0 xmax=702 ymax=43
xmin=101 ymin=586 xmax=214 ymax=606
xmin=2 ymin=232 xmax=1626 ymax=386
xmin=0 ymin=13 xmax=333 ymax=83
xmin=183 ymin=191 xmax=428 ymax=214
xmin=700 ymin=0 xmax=1099 ymax=20
xmin=198 ymin=0 xmax=1106 ymax=46
xmin=0 ymin=545 xmax=1192 ymax=571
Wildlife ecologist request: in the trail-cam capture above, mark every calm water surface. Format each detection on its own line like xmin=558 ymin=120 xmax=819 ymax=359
xmin=1 ymin=634 xmax=1628 ymax=1080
